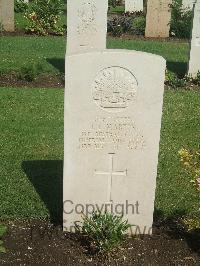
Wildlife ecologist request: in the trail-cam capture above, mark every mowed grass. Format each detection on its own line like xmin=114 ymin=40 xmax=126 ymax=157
xmin=0 ymin=88 xmax=199 ymax=221
xmin=0 ymin=37 xmax=66 ymax=74
xmin=0 ymin=36 xmax=189 ymax=76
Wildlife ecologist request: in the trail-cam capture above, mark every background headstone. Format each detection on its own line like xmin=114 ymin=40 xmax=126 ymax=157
xmin=0 ymin=0 xmax=14 ymax=32
xmin=145 ymin=0 xmax=172 ymax=38
xmin=188 ymin=0 xmax=200 ymax=76
xmin=67 ymin=0 xmax=108 ymax=54
xmin=182 ymin=0 xmax=196 ymax=9
xmin=125 ymin=0 xmax=143 ymax=12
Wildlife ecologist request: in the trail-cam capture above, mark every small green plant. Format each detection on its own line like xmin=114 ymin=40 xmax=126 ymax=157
xmin=178 ymin=148 xmax=200 ymax=191
xmin=165 ymin=71 xmax=186 ymax=89
xmin=82 ymin=212 xmax=131 ymax=253
xmin=0 ymin=224 xmax=7 ymax=253
xmin=182 ymin=217 xmax=200 ymax=231
xmin=18 ymin=63 xmax=44 ymax=82
xmin=25 ymin=0 xmax=65 ymax=36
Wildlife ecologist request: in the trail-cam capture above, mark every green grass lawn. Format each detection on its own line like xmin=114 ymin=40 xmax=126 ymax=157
xmin=0 ymin=88 xmax=199 ymax=221
xmin=0 ymin=36 xmax=189 ymax=77
xmin=109 ymin=5 xmax=125 ymax=14
xmin=0 ymin=37 xmax=66 ymax=74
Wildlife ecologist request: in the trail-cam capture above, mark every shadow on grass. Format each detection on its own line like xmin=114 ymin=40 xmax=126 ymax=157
xmin=47 ymin=58 xmax=65 ymax=74
xmin=47 ymin=57 xmax=188 ymax=78
xmin=22 ymin=160 xmax=63 ymax=224
xmin=167 ymin=61 xmax=188 ymax=78
xmin=154 ymin=209 xmax=200 ymax=255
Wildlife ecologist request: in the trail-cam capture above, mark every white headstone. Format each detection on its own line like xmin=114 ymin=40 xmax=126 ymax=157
xmin=67 ymin=0 xmax=108 ymax=54
xmin=0 ymin=0 xmax=14 ymax=32
xmin=64 ymin=0 xmax=166 ymax=235
xmin=182 ymin=0 xmax=196 ymax=9
xmin=188 ymin=0 xmax=200 ymax=76
xmin=145 ymin=0 xmax=172 ymax=38
xmin=125 ymin=0 xmax=143 ymax=12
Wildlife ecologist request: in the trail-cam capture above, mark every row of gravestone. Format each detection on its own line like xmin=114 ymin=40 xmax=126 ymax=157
xmin=63 ymin=0 xmax=199 ymax=234
xmin=125 ymin=0 xmax=195 ymax=12
xmin=0 ymin=0 xmax=196 ymax=38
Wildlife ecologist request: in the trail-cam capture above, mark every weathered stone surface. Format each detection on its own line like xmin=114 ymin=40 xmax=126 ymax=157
xmin=67 ymin=0 xmax=108 ymax=54
xmin=0 ymin=0 xmax=14 ymax=32
xmin=188 ymin=0 xmax=200 ymax=76
xmin=63 ymin=50 xmax=166 ymax=234
xmin=145 ymin=0 xmax=172 ymax=38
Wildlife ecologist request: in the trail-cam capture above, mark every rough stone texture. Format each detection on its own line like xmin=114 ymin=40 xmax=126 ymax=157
xmin=0 ymin=0 xmax=14 ymax=32
xmin=63 ymin=50 xmax=166 ymax=234
xmin=145 ymin=0 xmax=172 ymax=38
xmin=188 ymin=0 xmax=200 ymax=76
xmin=125 ymin=0 xmax=143 ymax=12
xmin=67 ymin=0 xmax=108 ymax=54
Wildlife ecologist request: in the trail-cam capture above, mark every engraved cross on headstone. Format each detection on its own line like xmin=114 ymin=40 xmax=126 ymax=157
xmin=94 ymin=153 xmax=127 ymax=203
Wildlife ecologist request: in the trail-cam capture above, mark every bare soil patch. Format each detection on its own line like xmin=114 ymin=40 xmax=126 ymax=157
xmin=0 ymin=219 xmax=199 ymax=265
xmin=0 ymin=73 xmax=64 ymax=88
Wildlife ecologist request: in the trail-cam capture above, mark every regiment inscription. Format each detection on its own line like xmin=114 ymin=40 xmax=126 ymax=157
xmin=78 ymin=116 xmax=145 ymax=150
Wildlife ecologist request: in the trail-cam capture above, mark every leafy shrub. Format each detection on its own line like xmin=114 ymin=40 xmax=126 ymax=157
xmin=25 ymin=0 xmax=65 ymax=36
xmin=108 ymin=13 xmax=145 ymax=37
xmin=165 ymin=71 xmax=186 ymax=89
xmin=14 ymin=0 xmax=28 ymax=13
xmin=109 ymin=0 xmax=117 ymax=8
xmin=131 ymin=16 xmax=146 ymax=35
xmin=82 ymin=212 xmax=131 ymax=253
xmin=107 ymin=16 xmax=124 ymax=36
xmin=0 ymin=225 xmax=7 ymax=253
xmin=18 ymin=63 xmax=44 ymax=82
xmin=170 ymin=0 xmax=193 ymax=39
xmin=108 ymin=0 xmax=122 ymax=8
xmin=178 ymin=148 xmax=200 ymax=191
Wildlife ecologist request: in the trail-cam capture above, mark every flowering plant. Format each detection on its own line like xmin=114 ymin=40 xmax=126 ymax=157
xmin=24 ymin=0 xmax=65 ymax=36
xmin=178 ymin=148 xmax=200 ymax=191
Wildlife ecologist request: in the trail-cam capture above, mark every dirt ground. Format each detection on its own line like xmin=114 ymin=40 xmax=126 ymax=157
xmin=0 ymin=73 xmax=64 ymax=88
xmin=0 ymin=219 xmax=199 ymax=265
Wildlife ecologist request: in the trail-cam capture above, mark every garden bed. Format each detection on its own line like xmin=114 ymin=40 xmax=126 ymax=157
xmin=0 ymin=219 xmax=199 ymax=265
xmin=0 ymin=73 xmax=64 ymax=88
